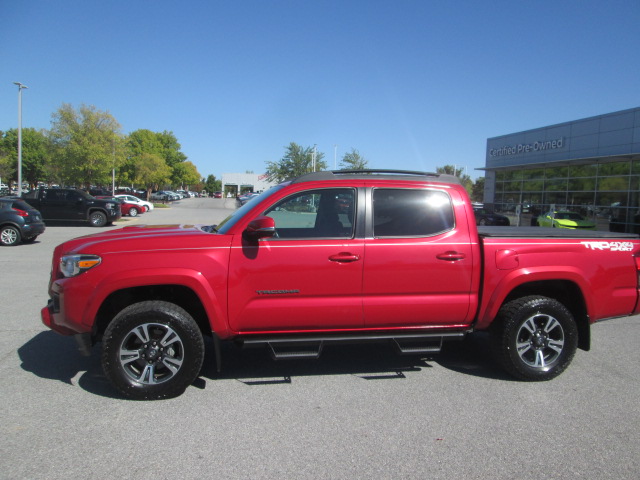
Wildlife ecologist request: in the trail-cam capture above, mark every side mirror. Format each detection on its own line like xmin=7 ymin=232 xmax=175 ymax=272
xmin=243 ymin=216 xmax=276 ymax=241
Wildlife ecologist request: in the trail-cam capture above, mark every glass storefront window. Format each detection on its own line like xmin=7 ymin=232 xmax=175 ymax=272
xmin=599 ymin=161 xmax=630 ymax=176
xmin=546 ymin=179 xmax=568 ymax=192
xmin=545 ymin=166 xmax=568 ymax=179
xmin=569 ymin=164 xmax=597 ymax=177
xmin=597 ymin=177 xmax=629 ymax=191
xmin=522 ymin=168 xmax=544 ymax=179
xmin=522 ymin=180 xmax=544 ymax=191
xmin=568 ymin=177 xmax=596 ymax=190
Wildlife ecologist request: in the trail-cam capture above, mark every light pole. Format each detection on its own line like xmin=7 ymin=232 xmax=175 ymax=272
xmin=13 ymin=82 xmax=28 ymax=196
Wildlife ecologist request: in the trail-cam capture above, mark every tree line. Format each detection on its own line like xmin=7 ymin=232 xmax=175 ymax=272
xmin=0 ymin=103 xmax=202 ymax=194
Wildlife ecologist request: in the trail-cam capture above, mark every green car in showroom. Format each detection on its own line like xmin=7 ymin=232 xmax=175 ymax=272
xmin=537 ymin=210 xmax=596 ymax=230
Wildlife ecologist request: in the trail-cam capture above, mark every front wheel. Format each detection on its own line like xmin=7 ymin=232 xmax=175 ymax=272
xmin=102 ymin=301 xmax=205 ymax=400
xmin=89 ymin=211 xmax=107 ymax=227
xmin=129 ymin=207 xmax=139 ymax=217
xmin=491 ymin=295 xmax=578 ymax=381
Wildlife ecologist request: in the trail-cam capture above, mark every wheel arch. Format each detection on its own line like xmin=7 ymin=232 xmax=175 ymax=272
xmin=94 ymin=285 xmax=212 ymax=341
xmin=493 ymin=280 xmax=590 ymax=351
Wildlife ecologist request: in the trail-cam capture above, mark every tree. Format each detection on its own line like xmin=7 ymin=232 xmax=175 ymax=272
xmin=48 ymin=104 xmax=124 ymax=187
xmin=265 ymin=142 xmax=327 ymax=183
xmin=0 ymin=128 xmax=51 ymax=188
xmin=471 ymin=177 xmax=485 ymax=203
xmin=204 ymin=174 xmax=221 ymax=194
xmin=172 ymin=161 xmax=201 ymax=189
xmin=436 ymin=164 xmax=473 ymax=197
xmin=156 ymin=131 xmax=187 ymax=168
xmin=124 ymin=129 xmax=188 ymax=188
xmin=339 ymin=148 xmax=368 ymax=170
xmin=135 ymin=153 xmax=173 ymax=199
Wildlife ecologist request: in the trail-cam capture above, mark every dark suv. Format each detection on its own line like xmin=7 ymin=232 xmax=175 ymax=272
xmin=0 ymin=198 xmax=46 ymax=246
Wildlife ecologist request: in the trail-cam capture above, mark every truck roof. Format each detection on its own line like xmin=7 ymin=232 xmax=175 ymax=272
xmin=289 ymin=169 xmax=461 ymax=185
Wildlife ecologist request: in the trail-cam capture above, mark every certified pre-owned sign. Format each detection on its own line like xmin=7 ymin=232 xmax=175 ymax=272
xmin=489 ymin=137 xmax=565 ymax=157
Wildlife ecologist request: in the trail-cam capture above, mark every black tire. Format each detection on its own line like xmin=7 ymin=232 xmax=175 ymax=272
xmin=89 ymin=210 xmax=108 ymax=227
xmin=0 ymin=225 xmax=21 ymax=246
xmin=491 ymin=295 xmax=578 ymax=381
xmin=129 ymin=207 xmax=139 ymax=217
xmin=101 ymin=301 xmax=205 ymax=400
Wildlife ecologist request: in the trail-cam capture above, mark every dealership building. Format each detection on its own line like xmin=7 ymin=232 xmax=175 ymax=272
xmin=483 ymin=107 xmax=640 ymax=232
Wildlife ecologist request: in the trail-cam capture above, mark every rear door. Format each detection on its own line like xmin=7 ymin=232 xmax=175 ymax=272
xmin=362 ymin=186 xmax=476 ymax=327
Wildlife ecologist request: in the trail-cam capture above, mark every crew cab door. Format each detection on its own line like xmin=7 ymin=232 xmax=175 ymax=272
xmin=41 ymin=190 xmax=85 ymax=221
xmin=228 ymin=187 xmax=365 ymax=333
xmin=363 ymin=187 xmax=476 ymax=327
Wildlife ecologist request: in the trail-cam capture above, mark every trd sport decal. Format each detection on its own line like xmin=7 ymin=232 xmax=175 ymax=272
xmin=581 ymin=241 xmax=634 ymax=252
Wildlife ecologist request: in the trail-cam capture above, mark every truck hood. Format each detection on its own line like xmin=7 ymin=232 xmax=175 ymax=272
xmin=56 ymin=223 xmax=225 ymax=255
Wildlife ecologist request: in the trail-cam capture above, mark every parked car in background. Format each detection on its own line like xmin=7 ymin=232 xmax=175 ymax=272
xmin=473 ymin=206 xmax=510 ymax=226
xmin=236 ymin=192 xmax=260 ymax=206
xmin=115 ymin=194 xmax=153 ymax=212
xmin=537 ymin=210 xmax=596 ymax=230
xmin=213 ymin=191 xmax=222 ymax=198
xmin=22 ymin=188 xmax=121 ymax=227
xmin=97 ymin=196 xmax=145 ymax=217
xmin=0 ymin=197 xmax=46 ymax=246
xmin=150 ymin=191 xmax=179 ymax=202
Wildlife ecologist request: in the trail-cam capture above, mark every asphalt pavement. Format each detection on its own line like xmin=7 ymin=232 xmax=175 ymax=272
xmin=1 ymin=197 xmax=639 ymax=479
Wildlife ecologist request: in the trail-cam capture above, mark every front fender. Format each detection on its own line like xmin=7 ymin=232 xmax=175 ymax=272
xmin=82 ymin=267 xmax=229 ymax=336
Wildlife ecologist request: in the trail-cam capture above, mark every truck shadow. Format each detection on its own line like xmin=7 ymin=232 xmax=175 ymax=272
xmin=199 ymin=333 xmax=512 ymax=385
xmin=17 ymin=332 xmax=512 ymax=400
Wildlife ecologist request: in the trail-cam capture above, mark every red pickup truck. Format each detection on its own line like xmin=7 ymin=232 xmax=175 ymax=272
xmin=41 ymin=170 xmax=640 ymax=399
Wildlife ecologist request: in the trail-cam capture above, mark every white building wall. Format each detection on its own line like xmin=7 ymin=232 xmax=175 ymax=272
xmin=221 ymin=173 xmax=276 ymax=195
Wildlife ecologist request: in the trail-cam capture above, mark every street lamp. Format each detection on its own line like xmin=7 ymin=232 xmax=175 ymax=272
xmin=13 ymin=82 xmax=28 ymax=197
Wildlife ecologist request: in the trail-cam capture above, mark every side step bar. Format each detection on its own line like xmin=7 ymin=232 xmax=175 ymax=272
xmin=240 ymin=331 xmax=467 ymax=361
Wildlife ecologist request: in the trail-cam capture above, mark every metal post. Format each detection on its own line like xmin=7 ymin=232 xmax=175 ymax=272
xmin=13 ymin=82 xmax=28 ymax=196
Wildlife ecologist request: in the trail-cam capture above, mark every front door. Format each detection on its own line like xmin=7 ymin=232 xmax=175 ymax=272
xmin=228 ymin=188 xmax=365 ymax=333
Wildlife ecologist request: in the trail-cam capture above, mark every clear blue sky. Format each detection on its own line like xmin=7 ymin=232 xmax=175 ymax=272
xmin=2 ymin=0 xmax=639 ymax=181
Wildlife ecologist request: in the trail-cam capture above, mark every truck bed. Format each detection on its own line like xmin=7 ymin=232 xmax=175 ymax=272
xmin=478 ymin=226 xmax=639 ymax=239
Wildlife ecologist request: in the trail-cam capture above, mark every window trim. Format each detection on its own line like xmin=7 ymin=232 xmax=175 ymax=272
xmin=368 ymin=187 xmax=455 ymax=239
xmin=262 ymin=187 xmax=360 ymax=241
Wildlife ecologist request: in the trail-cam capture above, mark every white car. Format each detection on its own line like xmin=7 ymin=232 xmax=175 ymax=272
xmin=115 ymin=194 xmax=154 ymax=212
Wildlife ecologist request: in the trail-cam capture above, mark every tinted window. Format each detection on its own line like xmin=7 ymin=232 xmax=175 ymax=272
xmin=265 ymin=188 xmax=356 ymax=239
xmin=373 ymin=188 xmax=454 ymax=237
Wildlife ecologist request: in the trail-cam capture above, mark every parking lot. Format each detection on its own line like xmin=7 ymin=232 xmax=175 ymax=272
xmin=1 ymin=197 xmax=639 ymax=479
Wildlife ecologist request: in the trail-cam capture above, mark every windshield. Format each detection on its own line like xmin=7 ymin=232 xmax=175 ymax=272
xmin=216 ymin=185 xmax=286 ymax=234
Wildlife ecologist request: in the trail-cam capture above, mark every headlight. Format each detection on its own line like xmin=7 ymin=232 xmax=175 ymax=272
xmin=60 ymin=254 xmax=101 ymax=278
xmin=106 ymin=203 xmax=115 ymax=209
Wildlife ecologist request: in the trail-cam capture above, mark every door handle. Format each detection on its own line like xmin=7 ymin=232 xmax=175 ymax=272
xmin=436 ymin=251 xmax=466 ymax=261
xmin=329 ymin=253 xmax=360 ymax=263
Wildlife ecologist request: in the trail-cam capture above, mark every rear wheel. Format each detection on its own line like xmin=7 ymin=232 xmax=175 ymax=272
xmin=491 ymin=295 xmax=578 ymax=381
xmin=102 ymin=301 xmax=205 ymax=400
xmin=0 ymin=225 xmax=21 ymax=246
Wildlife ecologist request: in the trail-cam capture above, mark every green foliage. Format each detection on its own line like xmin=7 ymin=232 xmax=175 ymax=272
xmin=436 ymin=164 xmax=474 ymax=197
xmin=48 ymin=104 xmax=124 ymax=187
xmin=265 ymin=142 xmax=327 ymax=183
xmin=0 ymin=128 xmax=51 ymax=188
xmin=204 ymin=174 xmax=221 ymax=193
xmin=172 ymin=161 xmax=201 ymax=188
xmin=471 ymin=176 xmax=485 ymax=202
xmin=339 ymin=148 xmax=368 ymax=170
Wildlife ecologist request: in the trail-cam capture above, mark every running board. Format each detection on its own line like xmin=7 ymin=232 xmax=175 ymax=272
xmin=240 ymin=331 xmax=467 ymax=361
